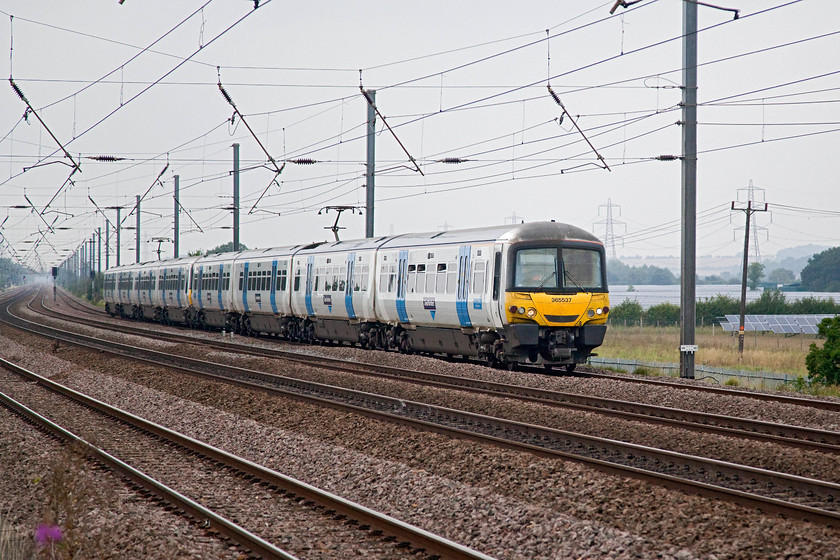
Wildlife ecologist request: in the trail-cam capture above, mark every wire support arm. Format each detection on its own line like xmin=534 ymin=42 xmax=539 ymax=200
xmin=359 ymin=85 xmax=424 ymax=176
xmin=547 ymin=85 xmax=611 ymax=172
xmin=174 ymin=197 xmax=204 ymax=234
xmin=218 ymin=76 xmax=283 ymax=174
xmin=9 ymin=78 xmax=81 ymax=175
xmin=247 ymin=167 xmax=285 ymax=215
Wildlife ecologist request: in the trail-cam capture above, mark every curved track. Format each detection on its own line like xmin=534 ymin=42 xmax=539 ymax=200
xmin=2 ymin=288 xmax=495 ymax=560
xmin=10 ymin=288 xmax=840 ymax=526
xmin=43 ymin=288 xmax=840 ymax=455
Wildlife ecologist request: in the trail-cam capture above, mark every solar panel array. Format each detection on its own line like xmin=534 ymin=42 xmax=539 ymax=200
xmin=719 ymin=314 xmax=836 ymax=334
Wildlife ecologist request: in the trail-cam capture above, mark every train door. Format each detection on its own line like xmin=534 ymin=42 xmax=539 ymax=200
xmin=241 ymin=261 xmax=250 ymax=313
xmin=270 ymin=260 xmax=278 ymax=314
xmin=396 ymin=250 xmax=409 ymax=323
xmin=456 ymin=245 xmax=472 ymax=327
xmin=304 ymin=255 xmax=315 ymax=316
xmin=345 ymin=253 xmax=356 ymax=319
xmin=216 ymin=264 xmax=225 ymax=311
xmin=195 ymin=267 xmax=204 ymax=310
xmin=490 ymin=245 xmax=505 ymax=326
xmin=468 ymin=248 xmax=493 ymax=327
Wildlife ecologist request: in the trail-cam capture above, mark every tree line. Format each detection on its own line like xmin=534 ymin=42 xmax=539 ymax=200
xmin=609 ymin=290 xmax=840 ymax=327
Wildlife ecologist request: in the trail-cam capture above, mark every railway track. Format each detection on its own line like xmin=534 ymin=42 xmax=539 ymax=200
xmin=44 ymin=288 xmax=840 ymax=455
xmin=10 ymin=288 xmax=840 ymax=526
xmin=0 ymin=329 xmax=495 ymax=560
xmin=55 ymin=288 xmax=840 ymax=412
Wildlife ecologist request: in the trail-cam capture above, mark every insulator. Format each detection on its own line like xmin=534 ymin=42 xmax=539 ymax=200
xmin=9 ymin=79 xmax=28 ymax=103
xmin=547 ymin=86 xmax=562 ymax=106
xmin=655 ymin=155 xmax=680 ymax=161
xmin=218 ymin=83 xmax=235 ymax=107
xmin=289 ymin=158 xmax=317 ymax=165
xmin=87 ymin=155 xmax=125 ymax=162
xmin=439 ymin=157 xmax=466 ymax=164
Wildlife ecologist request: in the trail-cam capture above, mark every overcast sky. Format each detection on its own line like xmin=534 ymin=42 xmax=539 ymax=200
xmin=1 ymin=0 xmax=838 ymax=270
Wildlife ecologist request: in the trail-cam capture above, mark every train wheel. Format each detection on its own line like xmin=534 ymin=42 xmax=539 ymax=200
xmin=506 ymin=361 xmax=517 ymax=372
xmin=565 ymin=364 xmax=576 ymax=373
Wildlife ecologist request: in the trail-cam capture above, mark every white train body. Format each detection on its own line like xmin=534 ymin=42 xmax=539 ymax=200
xmin=103 ymin=222 xmax=610 ymax=369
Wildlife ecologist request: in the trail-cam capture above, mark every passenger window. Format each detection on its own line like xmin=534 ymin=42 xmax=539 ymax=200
xmin=425 ymin=266 xmax=436 ymax=293
xmin=436 ymin=263 xmax=447 ymax=294
xmin=360 ymin=265 xmax=369 ymax=292
xmin=472 ymin=261 xmax=487 ymax=293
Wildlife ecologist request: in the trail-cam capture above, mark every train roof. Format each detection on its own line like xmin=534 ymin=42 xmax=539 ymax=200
xmin=294 ymin=222 xmax=602 ymax=255
xmin=378 ymin=221 xmax=603 ymax=249
xmin=104 ymin=223 xmax=602 ymax=272
xmin=225 ymin=242 xmax=325 ymax=261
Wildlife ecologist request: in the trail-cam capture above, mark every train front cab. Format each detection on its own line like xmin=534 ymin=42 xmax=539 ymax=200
xmin=498 ymin=238 xmax=609 ymax=370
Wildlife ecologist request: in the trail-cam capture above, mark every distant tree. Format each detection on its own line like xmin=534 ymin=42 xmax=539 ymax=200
xmin=746 ymin=289 xmax=787 ymax=315
xmin=801 ymin=247 xmax=840 ymax=292
xmin=607 ymin=259 xmax=677 ymax=285
xmin=205 ymin=241 xmax=248 ymax=255
xmin=747 ymin=262 xmax=765 ymax=290
xmin=696 ymin=294 xmax=739 ymax=326
xmin=767 ymin=268 xmax=796 ymax=285
xmin=187 ymin=249 xmax=203 ymax=257
xmin=645 ymin=302 xmax=680 ymax=326
xmin=609 ymin=299 xmax=643 ymax=326
xmin=700 ymin=274 xmax=726 ymax=284
xmin=806 ymin=316 xmax=840 ymax=385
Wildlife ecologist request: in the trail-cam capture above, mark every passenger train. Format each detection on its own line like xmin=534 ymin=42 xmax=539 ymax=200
xmin=103 ymin=221 xmax=609 ymax=371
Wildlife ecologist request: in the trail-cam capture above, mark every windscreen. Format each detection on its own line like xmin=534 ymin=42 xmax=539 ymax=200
xmin=513 ymin=247 xmax=604 ymax=291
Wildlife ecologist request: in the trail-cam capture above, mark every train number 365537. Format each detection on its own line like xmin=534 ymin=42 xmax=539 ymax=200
xmin=551 ymin=297 xmax=573 ymax=303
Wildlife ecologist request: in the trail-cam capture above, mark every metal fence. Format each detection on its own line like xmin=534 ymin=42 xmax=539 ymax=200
xmin=587 ymin=356 xmax=799 ymax=388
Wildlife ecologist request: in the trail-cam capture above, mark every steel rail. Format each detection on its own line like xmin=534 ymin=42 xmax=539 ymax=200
xmin=575 ymin=369 xmax=840 ymax=412
xmin=0 ymin=373 xmax=298 ymax=560
xmin=10 ymin=291 xmax=840 ymax=526
xmin=54 ymin=287 xmax=840 ymax=412
xmin=3 ymin=293 xmax=498 ymax=560
xmin=43 ymin=290 xmax=840 ymax=455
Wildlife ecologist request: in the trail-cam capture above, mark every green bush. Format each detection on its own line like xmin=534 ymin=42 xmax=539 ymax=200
xmin=696 ymin=294 xmax=739 ymax=326
xmin=609 ymin=299 xmax=643 ymax=326
xmin=806 ymin=316 xmax=840 ymax=385
xmin=746 ymin=289 xmax=787 ymax=314
xmin=645 ymin=302 xmax=681 ymax=326
xmin=790 ymin=296 xmax=840 ymax=315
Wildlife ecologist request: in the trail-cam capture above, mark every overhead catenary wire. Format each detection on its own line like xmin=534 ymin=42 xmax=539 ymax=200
xmin=3 ymin=0 xmax=835 ymax=267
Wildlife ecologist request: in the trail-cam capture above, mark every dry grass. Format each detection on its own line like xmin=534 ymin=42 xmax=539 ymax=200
xmin=0 ymin=512 xmax=33 ymax=560
xmin=600 ymin=324 xmax=821 ymax=377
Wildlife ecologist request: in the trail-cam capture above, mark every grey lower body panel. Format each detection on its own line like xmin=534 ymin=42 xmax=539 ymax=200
xmin=248 ymin=313 xmax=282 ymax=334
xmin=406 ymin=326 xmax=477 ymax=356
xmin=313 ymin=318 xmax=361 ymax=343
xmin=201 ymin=309 xmax=227 ymax=328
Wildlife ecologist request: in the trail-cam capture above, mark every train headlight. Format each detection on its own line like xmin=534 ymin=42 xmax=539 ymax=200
xmin=517 ymin=306 xmax=526 ymax=315
xmin=526 ymin=307 xmax=537 ymax=318
xmin=587 ymin=309 xmax=595 ymax=318
xmin=596 ymin=308 xmax=604 ymax=315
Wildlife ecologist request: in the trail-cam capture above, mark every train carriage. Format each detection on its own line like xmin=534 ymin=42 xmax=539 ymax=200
xmin=230 ymin=246 xmax=302 ymax=336
xmin=290 ymin=238 xmax=379 ymax=344
xmin=136 ymin=265 xmax=158 ymax=320
xmin=153 ymin=256 xmax=199 ymax=325
xmin=191 ymin=252 xmax=236 ymax=330
xmin=374 ymin=228 xmax=500 ymax=356
xmin=105 ymin=262 xmax=144 ymax=318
